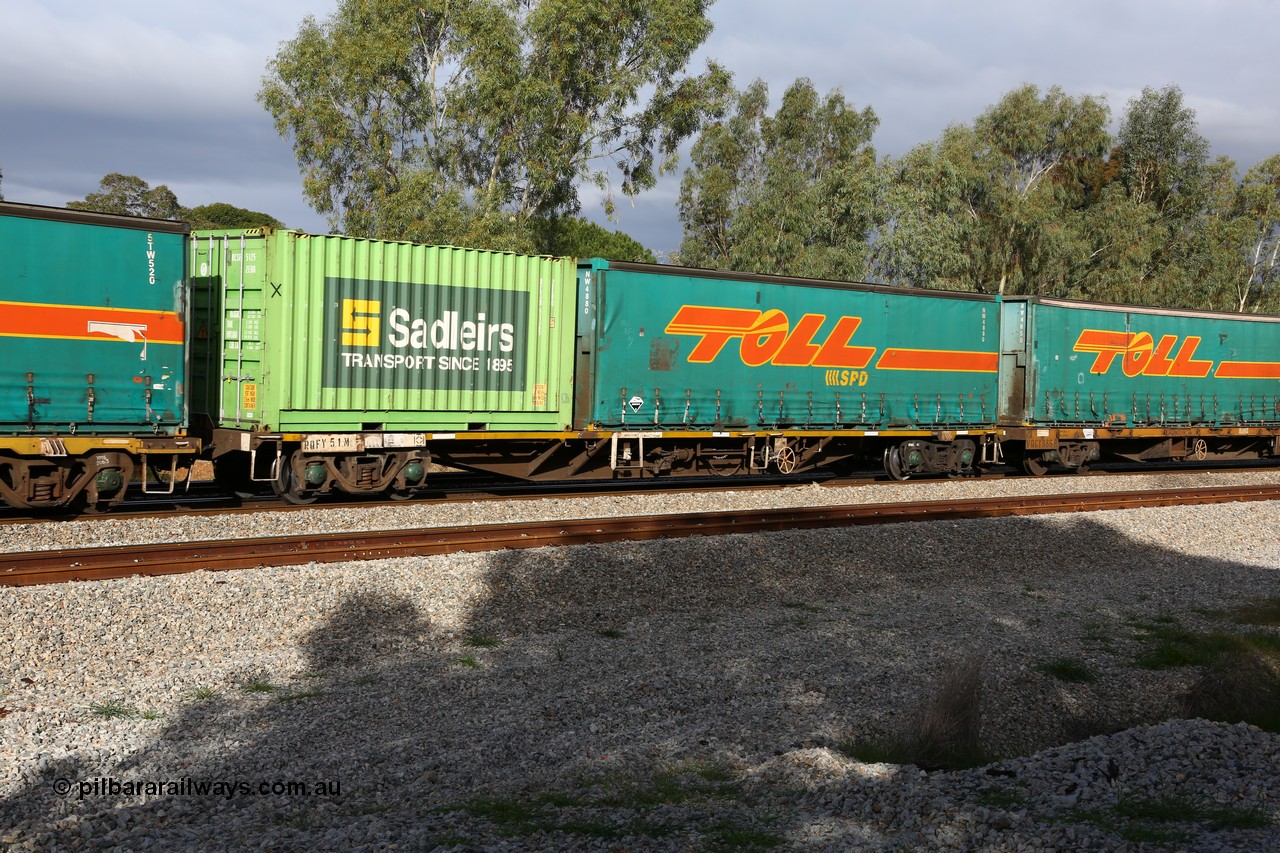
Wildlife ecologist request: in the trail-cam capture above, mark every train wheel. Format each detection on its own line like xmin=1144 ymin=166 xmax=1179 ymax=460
xmin=80 ymin=453 xmax=135 ymax=514
xmin=1021 ymin=454 xmax=1049 ymax=477
xmin=272 ymin=452 xmax=319 ymax=505
xmin=884 ymin=446 xmax=910 ymax=481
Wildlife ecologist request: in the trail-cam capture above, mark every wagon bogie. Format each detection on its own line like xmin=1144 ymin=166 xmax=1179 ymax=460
xmin=882 ymin=437 xmax=980 ymax=480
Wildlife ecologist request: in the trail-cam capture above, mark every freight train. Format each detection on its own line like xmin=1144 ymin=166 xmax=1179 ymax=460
xmin=4 ymin=200 xmax=1280 ymax=510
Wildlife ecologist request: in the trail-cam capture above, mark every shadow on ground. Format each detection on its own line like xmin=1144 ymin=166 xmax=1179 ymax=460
xmin=4 ymin=511 xmax=1280 ymax=850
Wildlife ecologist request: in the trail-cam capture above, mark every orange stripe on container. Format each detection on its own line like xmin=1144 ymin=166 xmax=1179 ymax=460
xmin=1215 ymin=361 xmax=1280 ymax=379
xmin=0 ymin=301 xmax=184 ymax=345
xmin=876 ymin=349 xmax=999 ymax=372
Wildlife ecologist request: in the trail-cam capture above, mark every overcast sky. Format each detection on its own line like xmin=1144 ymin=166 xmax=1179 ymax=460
xmin=3 ymin=0 xmax=1277 ymax=255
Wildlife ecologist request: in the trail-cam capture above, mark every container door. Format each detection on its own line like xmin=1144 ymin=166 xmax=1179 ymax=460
xmin=189 ymin=233 xmax=265 ymax=428
xmin=573 ymin=262 xmax=601 ymax=429
xmin=998 ymin=299 xmax=1030 ymax=424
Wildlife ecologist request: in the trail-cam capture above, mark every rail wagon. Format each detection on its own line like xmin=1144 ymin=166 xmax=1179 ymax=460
xmin=0 ymin=201 xmax=199 ymax=511
xmin=189 ymin=228 xmax=577 ymax=503
xmin=435 ymin=259 xmax=1005 ymax=481
xmin=997 ymin=297 xmax=1280 ymax=473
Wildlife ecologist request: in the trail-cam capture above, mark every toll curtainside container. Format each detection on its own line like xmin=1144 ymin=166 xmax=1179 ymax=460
xmin=999 ymin=297 xmax=1280 ymax=427
xmin=0 ymin=202 xmax=189 ymax=434
xmin=190 ymin=230 xmax=577 ymax=435
xmin=576 ymin=260 xmax=1001 ymax=429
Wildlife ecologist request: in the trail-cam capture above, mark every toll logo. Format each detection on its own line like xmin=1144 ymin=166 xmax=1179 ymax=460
xmin=341 ymin=299 xmax=381 ymax=347
xmin=664 ymin=304 xmax=998 ymax=373
xmin=1074 ymin=330 xmax=1212 ymax=378
xmin=665 ymin=305 xmax=874 ymax=368
xmin=1073 ymin=328 xmax=1280 ymax=380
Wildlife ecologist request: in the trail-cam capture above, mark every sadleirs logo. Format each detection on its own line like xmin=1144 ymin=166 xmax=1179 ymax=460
xmin=341 ymin=299 xmax=381 ymax=347
xmin=323 ymin=278 xmax=528 ymax=391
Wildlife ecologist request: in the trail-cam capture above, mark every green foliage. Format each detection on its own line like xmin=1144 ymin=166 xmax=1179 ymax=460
xmin=463 ymin=634 xmax=503 ymax=648
xmin=1130 ymin=615 xmax=1280 ymax=732
xmin=1035 ymin=657 xmax=1098 ymax=684
xmin=1228 ymin=595 xmax=1280 ymax=626
xmin=261 ymin=0 xmax=730 ymax=250
xmin=864 ymin=81 xmax=1280 ymax=313
xmin=68 ymin=173 xmax=182 ymax=220
xmin=67 ymin=173 xmax=285 ymax=231
xmin=240 ymin=680 xmax=276 ymax=693
xmin=678 ymin=77 xmax=880 ymax=278
xmin=529 ymin=216 xmax=656 ymax=261
xmin=1065 ymin=789 xmax=1270 ymax=842
xmin=185 ymin=203 xmax=284 ymax=230
xmin=1232 ymin=155 xmax=1280 ymax=311
xmin=875 ymin=84 xmax=1110 ymax=295
xmin=89 ymin=700 xmax=135 ymax=719
xmin=442 ymin=764 xmax=749 ymax=843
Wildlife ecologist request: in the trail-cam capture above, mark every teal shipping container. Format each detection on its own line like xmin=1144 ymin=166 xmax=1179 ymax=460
xmin=0 ymin=202 xmax=189 ymax=434
xmin=1000 ymin=297 xmax=1280 ymax=427
xmin=576 ymin=260 xmax=1001 ymax=430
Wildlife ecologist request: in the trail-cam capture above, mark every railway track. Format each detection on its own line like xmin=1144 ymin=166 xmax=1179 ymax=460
xmin=4 ymin=484 xmax=1278 ymax=587
xmin=2 ymin=460 xmax=1276 ymax=525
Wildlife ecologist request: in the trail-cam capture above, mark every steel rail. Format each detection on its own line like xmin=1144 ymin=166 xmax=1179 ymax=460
xmin=3 ymin=485 xmax=1279 ymax=587
xmin=1 ymin=461 xmax=1274 ymax=526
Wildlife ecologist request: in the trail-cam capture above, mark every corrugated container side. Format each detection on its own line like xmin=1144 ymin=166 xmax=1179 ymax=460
xmin=191 ymin=230 xmax=575 ymax=432
xmin=0 ymin=203 xmax=188 ymax=434
xmin=1013 ymin=298 xmax=1280 ymax=426
xmin=581 ymin=262 xmax=1001 ymax=429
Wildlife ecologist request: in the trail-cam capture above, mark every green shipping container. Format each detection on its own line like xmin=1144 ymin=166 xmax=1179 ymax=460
xmin=190 ymin=230 xmax=576 ymax=434
xmin=1000 ymin=297 xmax=1280 ymax=427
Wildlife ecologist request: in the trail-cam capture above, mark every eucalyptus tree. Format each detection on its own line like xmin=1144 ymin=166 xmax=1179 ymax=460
xmin=185 ymin=203 xmax=285 ymax=230
xmin=530 ymin=215 xmax=656 ymax=262
xmin=876 ymin=84 xmax=1110 ymax=295
xmin=677 ymin=77 xmax=880 ymax=279
xmin=67 ymin=173 xmax=182 ymax=220
xmin=260 ymin=0 xmax=730 ymax=250
xmin=1232 ymin=154 xmax=1280 ymax=311
xmin=1114 ymin=85 xmax=1209 ymax=213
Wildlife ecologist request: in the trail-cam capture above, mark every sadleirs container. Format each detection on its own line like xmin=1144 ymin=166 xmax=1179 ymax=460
xmin=190 ymin=230 xmax=576 ymax=436
xmin=0 ymin=202 xmax=189 ymax=435
xmin=999 ymin=297 xmax=1280 ymax=427
xmin=576 ymin=260 xmax=1001 ymax=429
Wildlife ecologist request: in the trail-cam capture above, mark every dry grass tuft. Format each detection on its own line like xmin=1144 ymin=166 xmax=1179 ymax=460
xmin=1181 ymin=645 xmax=1280 ymax=733
xmin=841 ymin=654 xmax=989 ymax=770
xmin=907 ymin=654 xmax=986 ymax=768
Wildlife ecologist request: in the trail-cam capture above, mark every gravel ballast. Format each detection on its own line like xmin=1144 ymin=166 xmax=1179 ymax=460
xmin=2 ymin=472 xmax=1279 ymax=850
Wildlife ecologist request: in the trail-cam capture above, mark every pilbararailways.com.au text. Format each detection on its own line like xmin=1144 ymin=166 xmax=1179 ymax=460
xmin=54 ymin=776 xmax=341 ymax=800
